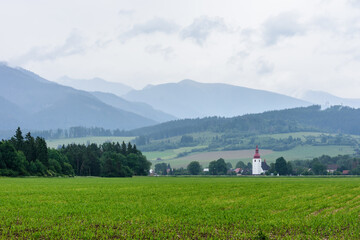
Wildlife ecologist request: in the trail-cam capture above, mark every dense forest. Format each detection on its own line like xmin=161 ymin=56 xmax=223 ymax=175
xmin=30 ymin=105 xmax=360 ymax=141
xmin=129 ymin=105 xmax=360 ymax=139
xmin=0 ymin=128 xmax=151 ymax=177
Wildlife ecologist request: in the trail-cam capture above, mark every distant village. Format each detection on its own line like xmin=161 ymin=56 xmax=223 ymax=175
xmin=151 ymin=145 xmax=358 ymax=176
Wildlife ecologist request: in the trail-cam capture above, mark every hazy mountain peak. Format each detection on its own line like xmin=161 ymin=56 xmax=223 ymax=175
xmin=124 ymin=80 xmax=312 ymax=119
xmin=0 ymin=66 xmax=157 ymax=130
xmin=91 ymin=91 xmax=176 ymax=123
xmin=178 ymin=79 xmax=198 ymax=84
xmin=143 ymin=84 xmax=155 ymax=89
xmin=58 ymin=75 xmax=133 ymax=96
xmin=300 ymin=90 xmax=360 ymax=109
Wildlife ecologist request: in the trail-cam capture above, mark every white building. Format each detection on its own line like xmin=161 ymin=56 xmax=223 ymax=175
xmin=252 ymin=145 xmax=269 ymax=175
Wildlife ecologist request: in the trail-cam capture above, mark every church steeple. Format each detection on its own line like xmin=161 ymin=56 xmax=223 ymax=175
xmin=252 ymin=145 xmax=263 ymax=175
xmin=253 ymin=145 xmax=260 ymax=159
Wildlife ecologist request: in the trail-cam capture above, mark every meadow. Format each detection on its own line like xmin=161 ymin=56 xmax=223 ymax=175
xmin=44 ymin=133 xmax=357 ymax=169
xmin=0 ymin=177 xmax=359 ymax=239
xmin=147 ymin=145 xmax=355 ymax=168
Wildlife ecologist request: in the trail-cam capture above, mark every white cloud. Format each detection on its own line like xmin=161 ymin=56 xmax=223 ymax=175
xmin=12 ymin=30 xmax=85 ymax=65
xmin=227 ymin=51 xmax=249 ymax=70
xmin=119 ymin=18 xmax=179 ymax=42
xmin=118 ymin=9 xmax=134 ymax=16
xmin=2 ymin=0 xmax=360 ymax=98
xmin=255 ymin=58 xmax=274 ymax=75
xmin=145 ymin=44 xmax=175 ymax=60
xmin=180 ymin=16 xmax=227 ymax=45
xmin=348 ymin=0 xmax=360 ymax=8
xmin=262 ymin=12 xmax=306 ymax=46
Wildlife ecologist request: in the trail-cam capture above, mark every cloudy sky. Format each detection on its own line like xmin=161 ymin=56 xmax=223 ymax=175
xmin=1 ymin=0 xmax=360 ymax=98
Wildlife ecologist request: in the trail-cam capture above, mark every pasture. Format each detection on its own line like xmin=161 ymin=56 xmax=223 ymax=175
xmin=45 ymin=134 xmax=356 ymax=168
xmin=148 ymin=145 xmax=355 ymax=168
xmin=0 ymin=177 xmax=359 ymax=239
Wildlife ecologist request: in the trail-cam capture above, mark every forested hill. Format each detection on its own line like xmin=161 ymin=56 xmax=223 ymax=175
xmin=127 ymin=105 xmax=360 ymax=139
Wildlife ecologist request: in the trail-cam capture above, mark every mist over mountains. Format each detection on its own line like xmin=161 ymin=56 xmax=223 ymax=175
xmin=2 ymin=64 xmax=360 ymax=136
xmin=123 ymin=79 xmax=312 ymax=119
xmin=91 ymin=91 xmax=176 ymax=123
xmin=58 ymin=76 xmax=133 ymax=97
xmin=300 ymin=90 xmax=360 ymax=109
xmin=0 ymin=64 xmax=156 ymax=131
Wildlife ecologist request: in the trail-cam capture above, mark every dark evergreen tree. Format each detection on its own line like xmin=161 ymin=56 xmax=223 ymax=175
xmin=100 ymin=152 xmax=132 ymax=177
xmin=35 ymin=137 xmax=48 ymax=167
xmin=12 ymin=127 xmax=24 ymax=151
xmin=121 ymin=141 xmax=127 ymax=155
xmin=127 ymin=142 xmax=133 ymax=154
xmin=24 ymin=132 xmax=36 ymax=162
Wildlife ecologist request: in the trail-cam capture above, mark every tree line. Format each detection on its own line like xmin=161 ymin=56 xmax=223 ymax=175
xmin=0 ymin=128 xmax=151 ymax=177
xmin=154 ymin=154 xmax=360 ymax=176
xmin=128 ymin=105 xmax=360 ymax=140
xmin=32 ymin=126 xmax=128 ymax=140
xmin=154 ymin=158 xmax=253 ymax=176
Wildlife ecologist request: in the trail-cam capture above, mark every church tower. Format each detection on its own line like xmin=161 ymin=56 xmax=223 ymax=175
xmin=252 ymin=145 xmax=263 ymax=175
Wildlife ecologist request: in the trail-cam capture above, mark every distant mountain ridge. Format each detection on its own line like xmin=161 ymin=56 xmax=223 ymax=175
xmin=0 ymin=64 xmax=156 ymax=131
xmin=123 ymin=79 xmax=312 ymax=119
xmin=91 ymin=91 xmax=177 ymax=123
xmin=301 ymin=90 xmax=360 ymax=109
xmin=58 ymin=76 xmax=133 ymax=97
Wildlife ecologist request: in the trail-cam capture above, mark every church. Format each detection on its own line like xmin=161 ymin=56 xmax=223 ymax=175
xmin=252 ymin=145 xmax=270 ymax=175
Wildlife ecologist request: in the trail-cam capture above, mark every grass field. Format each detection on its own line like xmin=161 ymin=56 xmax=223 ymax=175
xmin=46 ymin=136 xmax=136 ymax=149
xmin=149 ymin=145 xmax=355 ymax=168
xmin=0 ymin=177 xmax=359 ymax=239
xmin=45 ymin=136 xmax=356 ymax=169
xmin=157 ymin=149 xmax=273 ymax=168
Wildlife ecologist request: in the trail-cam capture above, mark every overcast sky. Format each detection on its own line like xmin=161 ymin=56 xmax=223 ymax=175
xmin=1 ymin=0 xmax=360 ymax=98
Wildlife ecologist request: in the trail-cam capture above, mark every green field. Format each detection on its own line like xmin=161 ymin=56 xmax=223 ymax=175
xmin=46 ymin=136 xmax=136 ymax=149
xmin=148 ymin=145 xmax=355 ymax=168
xmin=0 ymin=177 xmax=359 ymax=239
xmin=45 ymin=135 xmax=357 ymax=169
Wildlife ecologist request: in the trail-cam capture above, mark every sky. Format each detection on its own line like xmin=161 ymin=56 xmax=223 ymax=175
xmin=1 ymin=0 xmax=360 ymax=98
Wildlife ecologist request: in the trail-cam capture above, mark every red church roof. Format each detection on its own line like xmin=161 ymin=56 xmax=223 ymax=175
xmin=254 ymin=145 xmax=260 ymax=159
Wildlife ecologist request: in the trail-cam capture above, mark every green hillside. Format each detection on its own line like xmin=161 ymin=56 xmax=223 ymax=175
xmin=146 ymin=145 xmax=355 ymax=168
xmin=45 ymin=134 xmax=358 ymax=169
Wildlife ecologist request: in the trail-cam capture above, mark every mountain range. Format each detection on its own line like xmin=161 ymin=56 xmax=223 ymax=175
xmin=91 ymin=91 xmax=176 ymax=123
xmin=300 ymin=90 xmax=360 ymax=109
xmin=123 ymin=79 xmax=312 ymax=118
xmin=58 ymin=76 xmax=133 ymax=96
xmin=2 ymin=63 xmax=360 ymax=134
xmin=0 ymin=64 xmax=156 ymax=131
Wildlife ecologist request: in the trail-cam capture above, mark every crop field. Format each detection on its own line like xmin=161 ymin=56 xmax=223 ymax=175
xmin=162 ymin=149 xmax=273 ymax=168
xmin=150 ymin=145 xmax=355 ymax=168
xmin=144 ymin=145 xmax=208 ymax=161
xmin=265 ymin=145 xmax=355 ymax=162
xmin=0 ymin=177 xmax=359 ymax=239
xmin=46 ymin=136 xmax=135 ymax=149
